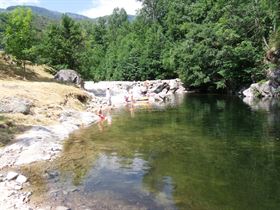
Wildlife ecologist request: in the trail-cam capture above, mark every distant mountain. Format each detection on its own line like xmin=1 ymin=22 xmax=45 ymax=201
xmin=2 ymin=5 xmax=90 ymax=20
xmin=65 ymin=12 xmax=91 ymax=21
xmin=0 ymin=5 xmax=136 ymax=22
xmin=92 ymin=14 xmax=136 ymax=23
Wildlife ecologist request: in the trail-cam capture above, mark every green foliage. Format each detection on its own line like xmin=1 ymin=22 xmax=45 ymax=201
xmin=40 ymin=15 xmax=85 ymax=73
xmin=2 ymin=1 xmax=280 ymax=91
xmin=4 ymin=8 xmax=35 ymax=64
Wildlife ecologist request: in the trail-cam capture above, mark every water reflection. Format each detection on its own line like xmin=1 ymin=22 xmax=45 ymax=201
xmin=24 ymin=95 xmax=280 ymax=210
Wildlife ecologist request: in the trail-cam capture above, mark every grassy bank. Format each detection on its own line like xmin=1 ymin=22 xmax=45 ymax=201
xmin=0 ymin=54 xmax=90 ymax=146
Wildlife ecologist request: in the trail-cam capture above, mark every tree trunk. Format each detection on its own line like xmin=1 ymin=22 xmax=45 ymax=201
xmin=23 ymin=61 xmax=26 ymax=80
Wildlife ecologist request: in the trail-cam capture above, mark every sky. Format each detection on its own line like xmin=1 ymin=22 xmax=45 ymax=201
xmin=0 ymin=0 xmax=142 ymax=18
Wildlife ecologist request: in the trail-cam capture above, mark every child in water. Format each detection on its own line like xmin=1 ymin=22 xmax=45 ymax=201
xmin=98 ymin=106 xmax=106 ymax=120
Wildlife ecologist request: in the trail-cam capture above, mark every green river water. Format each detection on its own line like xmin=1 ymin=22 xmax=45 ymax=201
xmin=26 ymin=94 xmax=280 ymax=210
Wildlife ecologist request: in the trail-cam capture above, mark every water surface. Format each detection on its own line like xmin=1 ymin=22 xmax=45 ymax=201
xmin=27 ymin=95 xmax=280 ymax=210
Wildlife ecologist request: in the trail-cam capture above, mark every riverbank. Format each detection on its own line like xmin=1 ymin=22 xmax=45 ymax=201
xmin=0 ymin=78 xmax=185 ymax=169
xmin=0 ymin=60 xmax=185 ymax=209
xmin=0 ymin=61 xmax=101 ymax=209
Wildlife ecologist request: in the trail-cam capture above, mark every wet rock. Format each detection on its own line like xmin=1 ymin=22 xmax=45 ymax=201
xmin=16 ymin=175 xmax=28 ymax=184
xmin=55 ymin=206 xmax=70 ymax=210
xmin=6 ymin=171 xmax=18 ymax=180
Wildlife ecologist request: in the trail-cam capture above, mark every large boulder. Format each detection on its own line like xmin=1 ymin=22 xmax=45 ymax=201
xmin=54 ymin=69 xmax=84 ymax=88
xmin=242 ymin=81 xmax=280 ymax=98
xmin=267 ymin=68 xmax=280 ymax=88
xmin=0 ymin=96 xmax=32 ymax=114
xmin=243 ymin=67 xmax=280 ymax=98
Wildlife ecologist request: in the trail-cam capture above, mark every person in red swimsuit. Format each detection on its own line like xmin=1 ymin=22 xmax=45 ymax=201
xmin=98 ymin=106 xmax=106 ymax=120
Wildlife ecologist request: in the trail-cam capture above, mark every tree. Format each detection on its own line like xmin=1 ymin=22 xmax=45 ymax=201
xmin=4 ymin=8 xmax=35 ymax=77
xmin=41 ymin=15 xmax=85 ymax=73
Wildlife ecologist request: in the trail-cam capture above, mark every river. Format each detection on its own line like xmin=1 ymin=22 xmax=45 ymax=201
xmin=25 ymin=94 xmax=280 ymax=210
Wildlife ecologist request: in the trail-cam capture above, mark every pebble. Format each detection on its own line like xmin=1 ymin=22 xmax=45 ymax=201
xmin=43 ymin=206 xmax=52 ymax=210
xmin=16 ymin=175 xmax=28 ymax=184
xmin=14 ymin=185 xmax=22 ymax=190
xmin=69 ymin=187 xmax=78 ymax=192
xmin=55 ymin=206 xmax=70 ymax=210
xmin=6 ymin=171 xmax=19 ymax=180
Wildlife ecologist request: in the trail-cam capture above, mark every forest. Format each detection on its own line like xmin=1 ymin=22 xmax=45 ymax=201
xmin=1 ymin=0 xmax=280 ymax=93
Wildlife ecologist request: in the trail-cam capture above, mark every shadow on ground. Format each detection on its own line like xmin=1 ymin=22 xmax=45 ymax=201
xmin=0 ymin=61 xmax=54 ymax=82
xmin=0 ymin=115 xmax=32 ymax=147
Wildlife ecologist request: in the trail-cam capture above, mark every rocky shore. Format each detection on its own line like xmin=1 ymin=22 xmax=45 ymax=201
xmin=242 ymin=68 xmax=280 ymax=99
xmin=0 ymin=78 xmax=185 ymax=210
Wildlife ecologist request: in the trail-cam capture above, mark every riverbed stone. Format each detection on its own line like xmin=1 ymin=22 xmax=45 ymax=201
xmin=14 ymin=184 xmax=22 ymax=190
xmin=55 ymin=206 xmax=70 ymax=210
xmin=16 ymin=175 xmax=28 ymax=184
xmin=6 ymin=171 xmax=18 ymax=180
xmin=0 ymin=96 xmax=32 ymax=114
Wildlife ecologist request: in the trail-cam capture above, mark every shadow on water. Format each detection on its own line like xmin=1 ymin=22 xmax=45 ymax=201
xmin=23 ymin=94 xmax=280 ymax=210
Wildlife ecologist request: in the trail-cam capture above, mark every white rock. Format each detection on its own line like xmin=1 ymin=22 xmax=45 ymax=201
xmin=16 ymin=175 xmax=28 ymax=184
xmin=38 ymin=206 xmax=51 ymax=210
xmin=6 ymin=171 xmax=18 ymax=181
xmin=14 ymin=184 xmax=22 ymax=190
xmin=55 ymin=206 xmax=70 ymax=210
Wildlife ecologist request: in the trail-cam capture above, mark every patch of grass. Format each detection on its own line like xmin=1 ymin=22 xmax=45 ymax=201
xmin=258 ymin=80 xmax=267 ymax=84
xmin=0 ymin=53 xmax=90 ymax=127
xmin=0 ymin=53 xmax=53 ymax=82
xmin=0 ymin=115 xmax=31 ymax=147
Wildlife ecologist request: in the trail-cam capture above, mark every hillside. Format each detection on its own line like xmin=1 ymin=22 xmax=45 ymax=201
xmin=5 ymin=5 xmax=90 ymax=20
xmin=0 ymin=5 xmax=135 ymax=22
xmin=0 ymin=53 xmax=90 ymax=146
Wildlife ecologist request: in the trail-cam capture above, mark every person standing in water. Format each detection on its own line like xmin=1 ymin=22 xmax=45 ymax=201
xmin=97 ymin=106 xmax=105 ymax=120
xmin=106 ymin=88 xmax=112 ymax=106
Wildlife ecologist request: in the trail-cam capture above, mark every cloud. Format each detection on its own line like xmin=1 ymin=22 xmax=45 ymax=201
xmin=81 ymin=0 xmax=142 ymax=18
xmin=0 ymin=0 xmax=40 ymax=8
